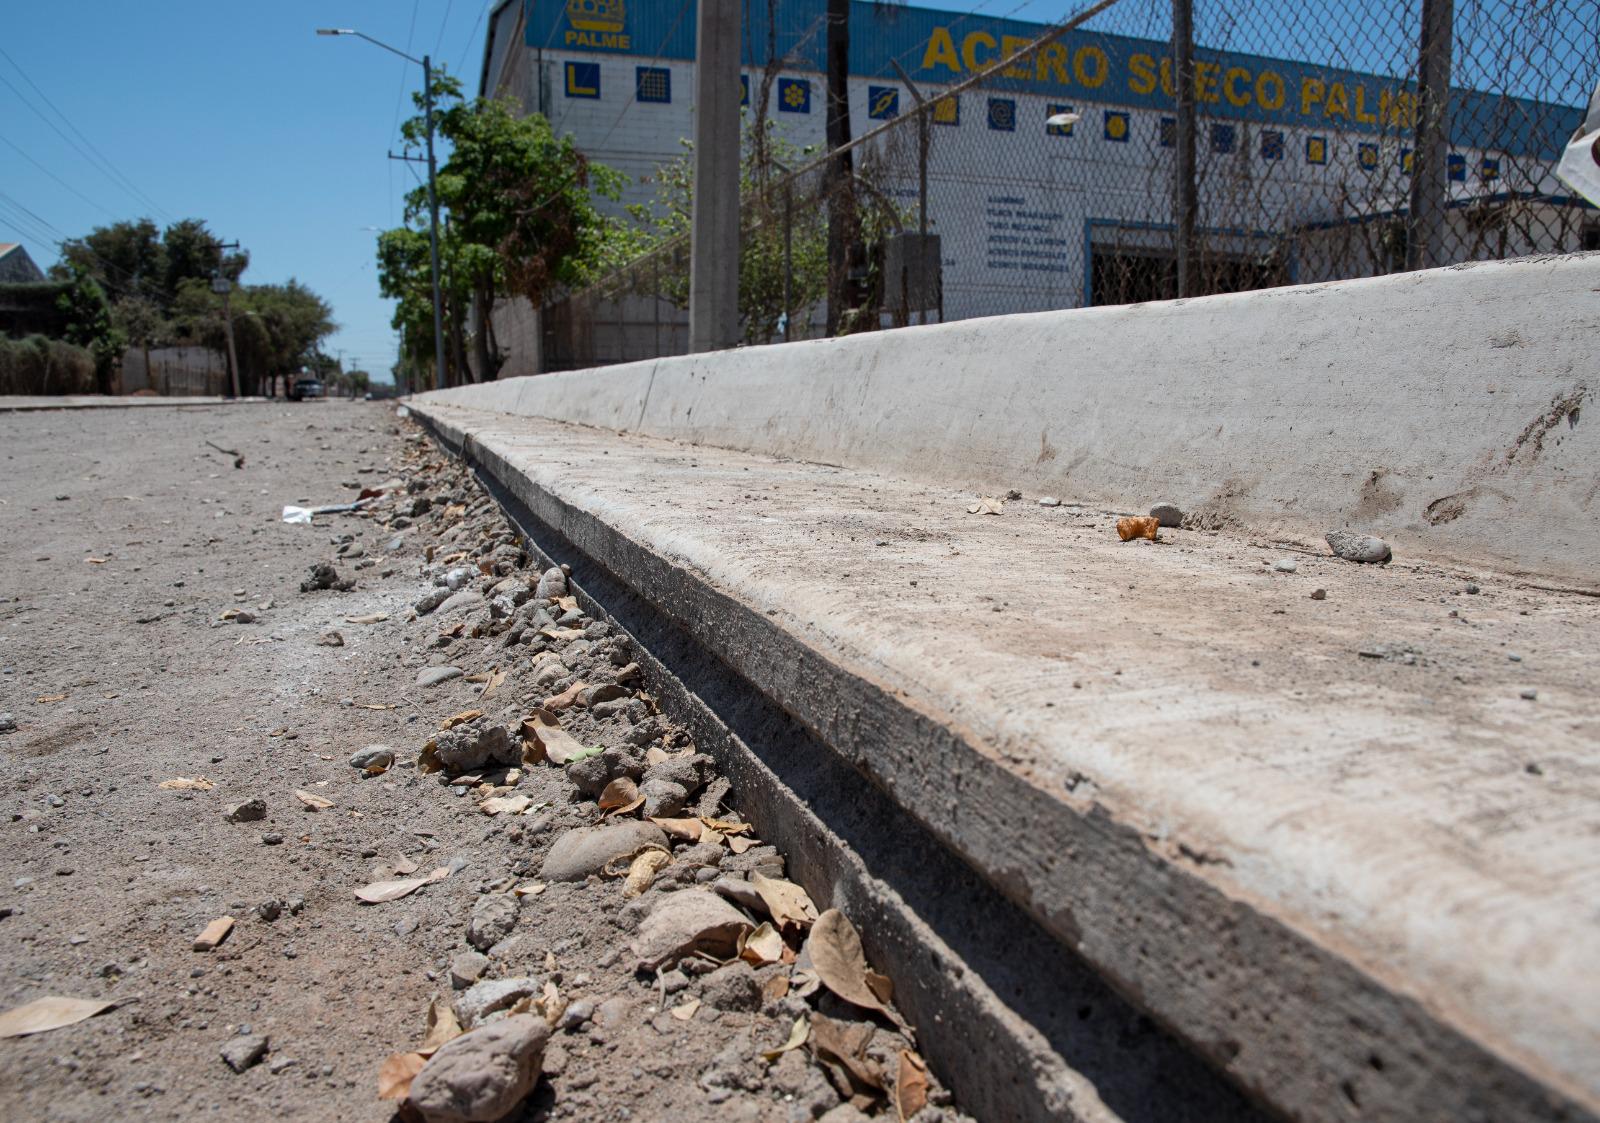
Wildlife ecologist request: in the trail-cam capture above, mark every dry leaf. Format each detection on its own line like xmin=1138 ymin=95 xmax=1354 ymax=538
xmin=525 ymin=717 xmax=597 ymax=766
xmin=480 ymin=794 xmax=531 ymax=816
xmin=377 ymin=1051 xmax=426 ymax=1100
xmin=727 ymin=834 xmax=758 ymax=855
xmin=700 ymin=817 xmax=753 ymax=836
xmin=669 ymin=998 xmax=701 ymax=1021
xmin=440 ymin=709 xmax=484 ymax=731
xmin=539 ymin=980 xmax=567 ymax=1027
xmin=645 ymin=746 xmax=671 ymax=766
xmin=806 ymin=910 xmax=891 ymax=1014
xmin=35 ymin=694 xmax=67 ymax=704
xmin=967 ymin=497 xmax=1005 ymax=515
xmin=896 ymin=1050 xmax=929 ymax=1122
xmin=762 ymin=974 xmax=791 ymax=1004
xmin=622 ymin=848 xmax=671 ymax=898
xmin=809 ymin=1013 xmax=887 ymax=1096
xmin=598 ymin=776 xmax=640 ymax=812
xmin=540 ymin=626 xmax=586 ymax=642
xmin=0 ymin=996 xmax=117 ymax=1039
xmin=355 ymin=866 xmax=449 ymax=904
xmin=392 ymin=856 xmax=419 ymax=875
xmin=479 ymin=667 xmax=508 ymax=699
xmin=419 ymin=997 xmax=463 ymax=1053
xmin=158 ymin=777 xmax=213 ymax=791
xmin=513 ymin=881 xmax=547 ymax=898
xmin=192 ymin=916 xmax=235 ymax=951
xmin=344 ymin=612 xmax=390 ymax=624
xmin=739 ymin=922 xmax=785 ymax=967
xmin=650 ymin=817 xmax=703 ymax=842
xmin=84 ymin=557 xmax=107 ymax=564
xmin=750 ymin=873 xmax=819 ymax=932
xmin=294 ymin=789 xmax=334 ymax=811
xmin=554 ymin=595 xmax=579 ymax=613
xmin=761 ymin=1015 xmax=810 ymax=1062
xmin=544 ymin=681 xmax=588 ymax=710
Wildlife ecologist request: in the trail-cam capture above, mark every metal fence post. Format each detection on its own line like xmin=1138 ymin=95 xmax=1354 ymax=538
xmin=1172 ymin=0 xmax=1199 ymax=297
xmin=1409 ymin=0 xmax=1454 ymax=271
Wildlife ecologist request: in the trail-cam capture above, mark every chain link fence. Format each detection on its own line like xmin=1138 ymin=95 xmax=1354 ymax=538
xmin=536 ymin=0 xmax=1597 ymax=371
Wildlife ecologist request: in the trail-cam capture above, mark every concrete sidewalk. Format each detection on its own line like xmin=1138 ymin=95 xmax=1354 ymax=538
xmin=416 ymin=399 xmax=1600 ymax=1123
xmin=0 ymin=395 xmax=270 ymax=411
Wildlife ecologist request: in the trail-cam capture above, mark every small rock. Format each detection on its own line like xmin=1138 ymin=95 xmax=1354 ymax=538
xmin=542 ymin=821 xmax=668 ymax=882
xmin=535 ymin=567 xmax=567 ymax=600
xmin=349 ymin=745 xmax=395 ymax=771
xmin=639 ymin=778 xmax=689 ymax=818
xmin=433 ymin=719 xmax=519 ymax=772
xmin=1325 ymin=529 xmax=1392 ymax=564
xmin=818 ymin=1105 xmax=874 ymax=1123
xmin=454 ymin=977 xmax=542 ymax=1028
xmin=224 ymin=798 xmax=267 ymax=824
xmin=1037 ymin=496 xmax=1061 ymax=507
xmin=260 ymin=832 xmax=283 ymax=846
xmin=444 ymin=566 xmax=476 ymax=591
xmin=631 ymin=889 xmax=752 ymax=971
xmin=438 ymin=589 xmax=486 ymax=616
xmin=1273 ymin=558 xmax=1298 ymax=573
xmin=220 ymin=1034 xmax=269 ymax=1073
xmin=1465 ymin=583 xmax=1481 ymax=595
xmin=256 ymin=900 xmax=283 ymax=922
xmin=1149 ymin=501 xmax=1183 ymax=528
xmin=1310 ymin=589 xmax=1327 ymax=601
xmin=710 ymin=877 xmax=764 ymax=913
xmin=318 ymin=631 xmax=345 ymax=647
xmin=406 ymin=1014 xmax=549 ymax=1123
xmin=467 ymin=894 xmax=520 ymax=952
xmin=451 ymin=950 xmax=490 ymax=990
xmin=1520 ymin=688 xmax=1538 ymax=701
xmin=565 ymin=754 xmax=613 ymax=799
xmin=0 ymin=713 xmax=15 ymax=734
xmin=700 ymin=961 xmax=761 ymax=1011
xmin=415 ymin=589 xmax=451 ymax=616
xmin=233 ymin=610 xmax=256 ymax=625
xmin=299 ymin=563 xmax=352 ymax=592
xmin=417 ymin=665 xmax=464 ymax=688
xmin=558 ymin=998 xmax=595 ymax=1031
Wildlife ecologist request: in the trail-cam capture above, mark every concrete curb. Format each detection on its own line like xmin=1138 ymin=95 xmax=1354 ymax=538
xmin=0 ymin=396 xmax=272 ymax=412
xmin=414 ymin=404 xmax=1598 ymax=1123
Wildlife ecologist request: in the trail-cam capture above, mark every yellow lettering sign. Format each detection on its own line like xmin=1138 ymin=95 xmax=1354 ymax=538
xmin=1300 ymin=76 xmax=1325 ymax=115
xmin=1256 ymin=70 xmax=1285 ymax=110
xmin=1000 ymin=35 xmax=1031 ymax=79
xmin=1223 ymin=66 xmax=1251 ymax=107
xmin=921 ymin=26 xmax=959 ymax=74
xmin=961 ymin=30 xmax=996 ymax=72
xmin=1073 ymin=45 xmax=1108 ymax=88
xmin=1035 ymin=41 xmax=1069 ymax=84
xmin=1127 ymin=52 xmax=1156 ymax=95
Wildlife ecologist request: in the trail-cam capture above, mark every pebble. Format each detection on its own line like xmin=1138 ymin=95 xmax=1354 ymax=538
xmin=1520 ymin=688 xmax=1538 ymax=701
xmin=542 ymin=821 xmax=668 ymax=882
xmin=437 ymin=589 xmax=486 ymax=616
xmin=535 ymin=567 xmax=568 ymax=600
xmin=450 ymin=950 xmax=490 ymax=990
xmin=0 ymin=713 xmax=14 ymax=734
xmin=1149 ymin=501 xmax=1183 ymax=528
xmin=444 ymin=566 xmax=476 ymax=591
xmin=1037 ymin=496 xmax=1061 ymax=507
xmin=261 ymin=832 xmax=284 ymax=846
xmin=406 ymin=1014 xmax=549 ymax=1123
xmin=1273 ymin=559 xmax=1298 ymax=573
xmin=348 ymin=745 xmax=395 ymax=771
xmin=416 ymin=665 xmax=464 ymax=688
xmin=1325 ymin=528 xmax=1392 ymax=563
xmin=220 ymin=1034 xmax=270 ymax=1074
xmin=699 ymin=961 xmax=762 ymax=1011
xmin=1310 ymin=589 xmax=1327 ymax=600
xmin=1465 ymin=583 xmax=1481 ymax=594
xmin=467 ymin=894 xmax=520 ymax=952
xmin=1507 ymin=652 xmax=1522 ymax=662
xmin=224 ymin=798 xmax=267 ymax=824
xmin=454 ymin=977 xmax=542 ymax=1028
xmin=558 ymin=998 xmax=595 ymax=1031
xmin=414 ymin=589 xmax=450 ymax=616
xmin=631 ymin=889 xmax=752 ymax=971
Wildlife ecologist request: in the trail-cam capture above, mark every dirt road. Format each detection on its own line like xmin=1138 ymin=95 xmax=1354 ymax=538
xmin=0 ymin=402 xmax=948 ymax=1122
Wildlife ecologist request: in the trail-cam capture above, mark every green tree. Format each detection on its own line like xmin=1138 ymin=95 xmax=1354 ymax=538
xmin=56 ymin=268 xmax=124 ymax=392
xmin=377 ymin=71 xmax=633 ymax=385
xmin=55 ymin=217 xmax=164 ymax=305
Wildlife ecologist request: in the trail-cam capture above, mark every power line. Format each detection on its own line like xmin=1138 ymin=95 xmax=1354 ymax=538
xmin=0 ymin=44 xmax=174 ymax=222
xmin=456 ymin=1 xmax=494 ymax=79
xmin=434 ymin=0 xmax=458 ymax=58
xmin=0 ymin=131 xmax=120 ymax=220
xmin=390 ymin=0 xmax=423 ymax=140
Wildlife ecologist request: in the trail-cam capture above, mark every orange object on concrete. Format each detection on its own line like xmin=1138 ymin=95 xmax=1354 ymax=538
xmin=1117 ymin=516 xmax=1160 ymax=542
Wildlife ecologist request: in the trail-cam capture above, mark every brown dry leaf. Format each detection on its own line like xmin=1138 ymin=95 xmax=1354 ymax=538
xmin=669 ymin=998 xmax=701 ymax=1021
xmin=418 ymin=998 xmax=462 ymax=1053
xmin=525 ymin=718 xmax=595 ymax=766
xmin=554 ymin=595 xmax=579 ymax=613
xmin=439 ymin=550 xmax=466 ymax=563
xmin=739 ymin=922 xmax=785 ymax=967
xmin=649 ymin=817 xmax=703 ymax=842
xmin=392 ymin=856 xmax=419 ymax=875
xmin=0 ymin=996 xmax=117 ymax=1039
xmin=418 ymin=740 xmax=441 ymax=774
xmin=598 ymin=776 xmax=640 ymax=812
xmin=967 ymin=497 xmax=1005 ymax=515
xmin=355 ymin=866 xmax=449 ymax=904
xmin=760 ymin=1015 xmax=809 ymax=1062
xmin=440 ymin=709 xmax=484 ymax=731
xmin=480 ymin=794 xmax=531 ymax=817
xmin=810 ymin=1013 xmax=887 ymax=1096
xmin=727 ymin=834 xmax=758 ymax=855
xmin=35 ymin=694 xmax=67 ymax=704
xmin=622 ymin=848 xmax=671 ymax=898
xmin=644 ymin=746 xmax=671 ymax=766
xmin=84 ymin=557 xmax=107 ymax=564
xmin=477 ymin=667 xmax=508 ymax=699
xmin=806 ymin=910 xmax=891 ymax=1014
xmin=540 ymin=626 xmax=586 ymax=642
xmin=294 ymin=789 xmax=334 ymax=811
xmin=443 ymin=504 xmax=466 ymax=520
xmin=543 ymin=681 xmax=588 ymax=710
xmin=354 ymin=703 xmax=396 ymax=712
xmin=513 ymin=881 xmax=547 ymax=898
xmin=377 ymin=1051 xmax=426 ymax=1101
xmin=344 ymin=612 xmax=390 ymax=624
xmin=896 ymin=1050 xmax=929 ymax=1122
xmin=192 ymin=916 xmax=235 ymax=951
xmin=762 ymin=974 xmax=791 ymax=1004
xmin=158 ymin=777 xmax=213 ymax=791
xmin=750 ymin=873 xmax=820 ymax=932
xmin=700 ymin=817 xmax=753 ymax=836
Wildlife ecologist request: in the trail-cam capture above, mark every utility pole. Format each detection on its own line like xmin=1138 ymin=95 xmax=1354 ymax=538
xmin=1172 ymin=0 xmax=1198 ymax=298
xmin=211 ymin=239 xmax=242 ymax=399
xmin=824 ymin=0 xmax=854 ymax=336
xmin=1408 ymin=0 xmax=1454 ymax=271
xmin=688 ymin=0 xmax=740 ymax=353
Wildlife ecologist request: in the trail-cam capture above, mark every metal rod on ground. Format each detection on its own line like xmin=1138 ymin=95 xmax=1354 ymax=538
xmin=1409 ymin=0 xmax=1454 ymax=271
xmin=688 ymin=0 xmax=741 ymax=353
xmin=1172 ymin=0 xmax=1198 ymax=298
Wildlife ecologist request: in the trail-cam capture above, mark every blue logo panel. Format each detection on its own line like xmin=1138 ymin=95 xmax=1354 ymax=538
xmin=1357 ymin=142 xmax=1379 ymax=170
xmin=778 ymin=77 xmax=810 ymax=113
xmin=1448 ymin=152 xmax=1466 ymax=181
xmin=867 ymin=85 xmax=898 ymax=120
xmin=1158 ymin=116 xmax=1175 ymax=148
xmin=1211 ymin=123 xmax=1236 ymax=154
xmin=1045 ymin=102 xmax=1076 ymax=136
xmin=1306 ymin=135 xmax=1327 ymax=165
xmin=565 ymin=61 xmax=600 ymax=99
xmin=1103 ymin=110 xmax=1129 ymax=142
xmin=931 ymin=93 xmax=959 ymax=126
xmin=987 ymin=97 xmax=1016 ymax=131
xmin=1260 ymin=129 xmax=1283 ymax=160
xmin=636 ymin=66 xmax=670 ymax=103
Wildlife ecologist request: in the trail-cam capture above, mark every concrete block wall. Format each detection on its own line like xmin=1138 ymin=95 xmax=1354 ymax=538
xmin=423 ymin=253 xmax=1599 ymax=586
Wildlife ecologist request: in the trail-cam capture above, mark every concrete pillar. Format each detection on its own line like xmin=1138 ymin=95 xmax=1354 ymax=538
xmin=689 ymin=0 xmax=741 ymax=352
xmin=1408 ymin=0 xmax=1454 ymax=271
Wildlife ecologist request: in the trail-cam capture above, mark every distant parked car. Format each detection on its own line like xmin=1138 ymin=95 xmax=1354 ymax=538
xmin=289 ymin=377 xmax=325 ymax=401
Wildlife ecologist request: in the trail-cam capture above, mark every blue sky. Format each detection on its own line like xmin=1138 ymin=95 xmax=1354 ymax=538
xmin=3 ymin=2 xmax=1588 ymax=380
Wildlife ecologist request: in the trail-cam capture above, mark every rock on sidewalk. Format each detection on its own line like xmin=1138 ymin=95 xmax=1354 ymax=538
xmin=1326 ymin=528 xmax=1392 ymax=563
xmin=406 ymin=1013 xmax=549 ymax=1123
xmin=432 ymin=719 xmax=519 ymax=772
xmin=417 ymin=665 xmax=464 ymax=688
xmin=455 ymin=977 xmax=542 ymax=1028
xmin=1149 ymin=501 xmax=1183 ymax=528
xmin=224 ymin=798 xmax=267 ymax=823
xmin=541 ymin=821 xmax=667 ymax=882
xmin=535 ymin=567 xmax=567 ymax=600
xmin=220 ymin=1033 xmax=269 ymax=1073
xmin=467 ymin=894 xmax=519 ymax=951
xmin=631 ymin=889 xmax=753 ymax=971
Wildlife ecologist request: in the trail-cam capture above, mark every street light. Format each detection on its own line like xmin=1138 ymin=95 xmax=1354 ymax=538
xmin=317 ymin=27 xmax=447 ymax=392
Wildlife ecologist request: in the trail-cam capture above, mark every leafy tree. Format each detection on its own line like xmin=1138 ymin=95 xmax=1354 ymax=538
xmin=55 ymin=218 xmax=164 ymax=305
xmin=55 ymin=268 xmax=124 ymax=391
xmin=377 ymin=71 xmax=633 ymax=385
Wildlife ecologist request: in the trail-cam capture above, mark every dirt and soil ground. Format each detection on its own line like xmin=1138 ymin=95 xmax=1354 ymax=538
xmin=0 ymin=402 xmax=956 ymax=1122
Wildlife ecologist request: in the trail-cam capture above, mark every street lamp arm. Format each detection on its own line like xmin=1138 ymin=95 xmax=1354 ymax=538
xmin=315 ymin=28 xmax=424 ymax=67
